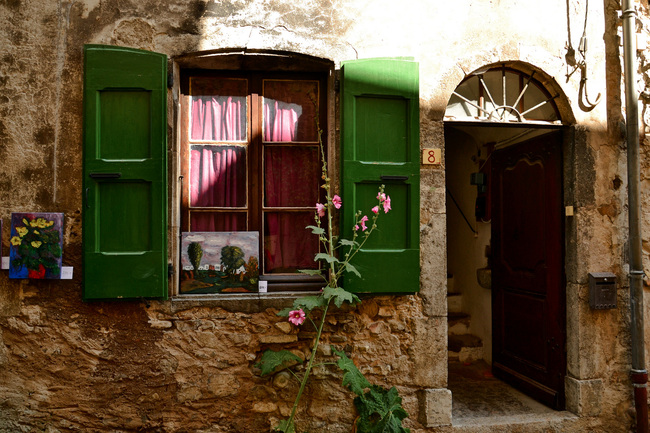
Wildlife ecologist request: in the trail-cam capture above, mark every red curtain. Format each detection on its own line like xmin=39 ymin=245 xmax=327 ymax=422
xmin=263 ymin=100 xmax=318 ymax=272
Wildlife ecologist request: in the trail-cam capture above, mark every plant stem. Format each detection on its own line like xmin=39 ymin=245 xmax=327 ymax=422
xmin=285 ymin=300 xmax=331 ymax=431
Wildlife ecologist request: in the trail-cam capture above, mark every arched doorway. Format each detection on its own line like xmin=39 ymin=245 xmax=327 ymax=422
xmin=444 ymin=63 xmax=568 ymax=414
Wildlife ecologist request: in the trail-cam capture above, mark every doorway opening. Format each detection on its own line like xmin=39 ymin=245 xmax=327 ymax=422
xmin=444 ymin=63 xmax=569 ymax=423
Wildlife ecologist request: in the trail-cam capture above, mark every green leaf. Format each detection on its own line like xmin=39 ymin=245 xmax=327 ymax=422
xmin=314 ymin=253 xmax=340 ymax=264
xmin=273 ymin=419 xmax=295 ymax=433
xmin=334 ymin=348 xmax=370 ymax=396
xmin=256 ymin=349 xmax=302 ymax=376
xmin=354 ymin=386 xmax=410 ymax=433
xmin=277 ymin=307 xmax=293 ymax=317
xmin=322 ymin=286 xmax=359 ymax=308
xmin=293 ymin=295 xmax=326 ymax=312
xmin=306 ymin=225 xmax=325 ymax=235
xmin=345 ymin=262 xmax=361 ymax=278
xmin=339 ymin=239 xmax=358 ymax=247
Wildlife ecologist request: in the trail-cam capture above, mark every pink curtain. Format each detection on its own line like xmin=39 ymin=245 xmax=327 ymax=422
xmin=189 ymin=95 xmax=246 ymax=232
xmin=191 ymin=96 xmax=245 ymax=141
xmin=264 ymin=99 xmax=302 ymax=142
xmin=189 ymin=146 xmax=246 ymax=231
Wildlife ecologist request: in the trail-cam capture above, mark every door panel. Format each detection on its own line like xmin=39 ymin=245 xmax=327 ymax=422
xmin=491 ymin=131 xmax=565 ymax=409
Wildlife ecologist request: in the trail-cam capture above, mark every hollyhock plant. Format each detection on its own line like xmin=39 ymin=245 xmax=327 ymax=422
xmin=382 ymin=195 xmax=392 ymax=213
xmin=256 ymin=110 xmax=409 ymax=433
xmin=288 ymin=309 xmax=306 ymax=326
xmin=360 ymin=215 xmax=369 ymax=231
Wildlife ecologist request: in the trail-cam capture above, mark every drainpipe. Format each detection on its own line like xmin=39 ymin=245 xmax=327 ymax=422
xmin=621 ymin=1 xmax=649 ymax=431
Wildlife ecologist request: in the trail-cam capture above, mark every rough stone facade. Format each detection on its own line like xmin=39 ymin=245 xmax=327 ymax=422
xmin=1 ymin=0 xmax=650 ymax=432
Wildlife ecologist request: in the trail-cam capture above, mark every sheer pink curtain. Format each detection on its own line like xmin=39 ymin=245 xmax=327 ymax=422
xmin=263 ymin=100 xmax=302 ymax=142
xmin=191 ymin=96 xmax=245 ymax=141
xmin=263 ymin=99 xmax=318 ymax=272
xmin=190 ymin=95 xmax=246 ymax=231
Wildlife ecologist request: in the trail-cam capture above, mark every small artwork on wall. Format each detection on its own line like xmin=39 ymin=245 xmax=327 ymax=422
xmin=180 ymin=231 xmax=259 ymax=294
xmin=9 ymin=213 xmax=64 ymax=279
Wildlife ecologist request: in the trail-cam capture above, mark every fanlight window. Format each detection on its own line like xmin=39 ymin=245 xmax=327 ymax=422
xmin=445 ymin=66 xmax=560 ymax=123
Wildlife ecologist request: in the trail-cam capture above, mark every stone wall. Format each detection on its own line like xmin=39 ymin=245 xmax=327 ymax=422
xmin=0 ymin=0 xmax=648 ymax=432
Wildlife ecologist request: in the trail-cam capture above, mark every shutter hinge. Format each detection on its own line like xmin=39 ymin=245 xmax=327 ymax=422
xmin=167 ymin=70 xmax=173 ymax=89
xmin=168 ymin=263 xmax=174 ymax=278
xmin=335 ymin=78 xmax=340 ymax=93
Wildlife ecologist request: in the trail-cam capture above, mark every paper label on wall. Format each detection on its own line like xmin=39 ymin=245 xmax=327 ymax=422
xmin=61 ymin=267 xmax=73 ymax=279
xmin=1 ymin=257 xmax=8 ymax=270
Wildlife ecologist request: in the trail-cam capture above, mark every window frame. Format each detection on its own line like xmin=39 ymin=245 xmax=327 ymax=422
xmin=170 ymin=53 xmax=336 ymax=297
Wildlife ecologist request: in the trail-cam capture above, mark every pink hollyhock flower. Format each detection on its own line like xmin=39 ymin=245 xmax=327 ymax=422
xmin=360 ymin=215 xmax=369 ymax=231
xmin=383 ymin=195 xmax=391 ymax=213
xmin=354 ymin=224 xmax=360 ymax=231
xmin=316 ymin=203 xmax=325 ymax=217
xmin=377 ymin=192 xmax=386 ymax=202
xmin=332 ymin=195 xmax=342 ymax=209
xmin=371 ymin=206 xmax=379 ymax=214
xmin=288 ymin=309 xmax=306 ymax=326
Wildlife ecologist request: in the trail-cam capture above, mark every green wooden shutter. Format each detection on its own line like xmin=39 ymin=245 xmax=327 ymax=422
xmin=341 ymin=58 xmax=420 ymax=293
xmin=83 ymin=45 xmax=168 ymax=300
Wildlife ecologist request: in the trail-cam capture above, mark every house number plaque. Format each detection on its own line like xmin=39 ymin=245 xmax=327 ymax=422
xmin=422 ymin=148 xmax=441 ymax=165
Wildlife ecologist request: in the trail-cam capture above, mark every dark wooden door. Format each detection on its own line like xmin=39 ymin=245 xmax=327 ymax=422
xmin=491 ymin=131 xmax=565 ymax=409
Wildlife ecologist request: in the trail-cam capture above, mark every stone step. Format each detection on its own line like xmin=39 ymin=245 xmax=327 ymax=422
xmin=448 ymin=312 xmax=470 ymax=335
xmin=448 ymin=333 xmax=484 ymax=363
xmin=448 ymin=333 xmax=482 ymax=352
xmin=447 ymin=274 xmax=457 ymax=294
xmin=447 ymin=292 xmax=462 ymax=313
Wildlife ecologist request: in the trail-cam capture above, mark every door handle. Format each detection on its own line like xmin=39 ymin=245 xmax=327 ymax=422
xmin=89 ymin=172 xmax=122 ymax=179
xmin=380 ymin=175 xmax=408 ymax=181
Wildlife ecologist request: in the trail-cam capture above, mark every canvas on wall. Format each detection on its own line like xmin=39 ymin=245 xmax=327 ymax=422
xmin=181 ymin=231 xmax=259 ymax=294
xmin=9 ymin=213 xmax=64 ymax=279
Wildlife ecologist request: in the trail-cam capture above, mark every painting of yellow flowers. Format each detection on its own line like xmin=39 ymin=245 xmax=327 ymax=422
xmin=9 ymin=213 xmax=64 ymax=279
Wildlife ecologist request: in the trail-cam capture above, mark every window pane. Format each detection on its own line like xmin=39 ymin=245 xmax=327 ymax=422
xmin=190 ymin=145 xmax=246 ymax=207
xmin=190 ymin=78 xmax=247 ymax=141
xmin=264 ymin=212 xmax=319 ymax=273
xmin=190 ymin=212 xmax=246 ymax=232
xmin=265 ymin=146 xmax=320 ymax=207
xmin=263 ymin=80 xmax=318 ymax=142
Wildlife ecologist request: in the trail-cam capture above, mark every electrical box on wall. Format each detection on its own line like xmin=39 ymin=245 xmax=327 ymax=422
xmin=588 ymin=272 xmax=617 ymax=309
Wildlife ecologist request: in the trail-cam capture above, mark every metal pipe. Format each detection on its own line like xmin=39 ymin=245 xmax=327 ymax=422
xmin=621 ymin=1 xmax=649 ymax=431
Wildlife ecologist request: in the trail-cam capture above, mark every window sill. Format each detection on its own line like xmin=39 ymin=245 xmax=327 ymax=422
xmin=169 ymin=291 xmax=319 ymax=314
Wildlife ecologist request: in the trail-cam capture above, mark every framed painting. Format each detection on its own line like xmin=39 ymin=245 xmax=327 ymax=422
xmin=9 ymin=212 xmax=64 ymax=279
xmin=180 ymin=231 xmax=259 ymax=294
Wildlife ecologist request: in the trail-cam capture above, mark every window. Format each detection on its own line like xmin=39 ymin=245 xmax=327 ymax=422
xmin=444 ymin=66 xmax=561 ymax=123
xmin=82 ymin=45 xmax=421 ymax=300
xmin=179 ymin=71 xmax=328 ymax=291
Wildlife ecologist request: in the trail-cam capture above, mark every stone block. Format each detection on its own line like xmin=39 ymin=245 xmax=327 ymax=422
xmin=411 ymin=317 xmax=447 ymax=388
xmin=565 ymin=376 xmax=603 ymax=416
xmin=259 ymin=335 xmax=298 ymax=344
xmin=417 ymin=388 xmax=452 ymax=427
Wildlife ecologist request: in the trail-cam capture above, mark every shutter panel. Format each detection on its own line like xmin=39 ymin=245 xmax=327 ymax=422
xmin=83 ymin=45 xmax=168 ymax=300
xmin=341 ymin=58 xmax=420 ymax=293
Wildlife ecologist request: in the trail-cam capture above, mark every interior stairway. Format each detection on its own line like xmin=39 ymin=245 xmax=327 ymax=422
xmin=447 ymin=274 xmax=484 ymax=363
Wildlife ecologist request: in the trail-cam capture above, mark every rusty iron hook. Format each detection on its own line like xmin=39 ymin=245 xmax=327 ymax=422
xmin=578 ymin=62 xmax=601 ymax=112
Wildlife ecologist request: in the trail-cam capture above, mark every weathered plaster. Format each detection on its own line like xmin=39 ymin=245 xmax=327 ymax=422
xmin=0 ymin=0 xmax=647 ymax=431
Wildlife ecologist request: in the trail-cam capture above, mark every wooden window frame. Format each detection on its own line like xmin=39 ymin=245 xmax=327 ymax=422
xmin=179 ymin=69 xmax=329 ymax=292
